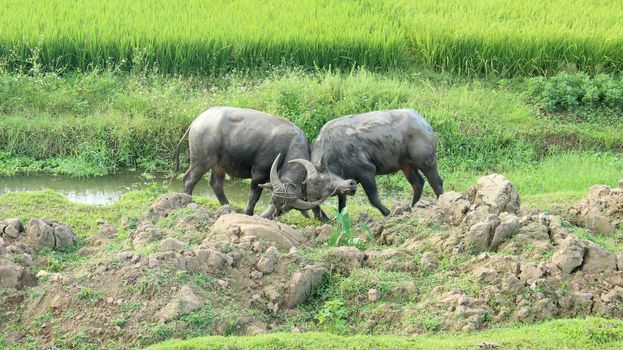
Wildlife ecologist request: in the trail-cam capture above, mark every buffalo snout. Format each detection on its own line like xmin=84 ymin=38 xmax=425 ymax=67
xmin=336 ymin=179 xmax=357 ymax=195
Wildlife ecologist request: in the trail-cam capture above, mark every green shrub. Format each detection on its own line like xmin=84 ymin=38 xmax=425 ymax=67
xmin=316 ymin=299 xmax=349 ymax=333
xmin=527 ymin=72 xmax=623 ymax=113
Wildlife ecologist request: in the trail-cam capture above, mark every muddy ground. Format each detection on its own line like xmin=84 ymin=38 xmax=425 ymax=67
xmin=1 ymin=175 xmax=622 ymax=349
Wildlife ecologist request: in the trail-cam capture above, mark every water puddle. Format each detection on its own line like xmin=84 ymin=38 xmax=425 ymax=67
xmin=0 ymin=174 xmax=409 ymax=209
xmin=0 ymin=174 xmax=253 ymax=206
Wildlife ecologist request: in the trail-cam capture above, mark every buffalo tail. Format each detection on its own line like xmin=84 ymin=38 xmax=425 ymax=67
xmin=173 ymin=126 xmax=190 ymax=172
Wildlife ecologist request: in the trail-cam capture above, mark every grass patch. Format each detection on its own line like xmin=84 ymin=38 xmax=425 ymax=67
xmin=148 ymin=317 xmax=623 ymax=350
xmin=1 ymin=69 xmax=622 ymax=177
xmin=0 ymin=184 xmax=166 ymax=239
xmin=77 ymin=288 xmax=103 ymax=305
xmin=564 ymin=223 xmax=623 ymax=253
xmin=433 ymin=151 xmax=623 ymax=213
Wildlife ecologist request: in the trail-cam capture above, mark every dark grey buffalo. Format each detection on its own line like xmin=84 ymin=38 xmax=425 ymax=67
xmin=174 ymin=106 xmax=355 ymax=218
xmin=307 ymin=109 xmax=444 ymax=216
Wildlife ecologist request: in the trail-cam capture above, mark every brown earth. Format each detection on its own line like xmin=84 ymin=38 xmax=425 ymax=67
xmin=1 ymin=176 xmax=623 ymax=349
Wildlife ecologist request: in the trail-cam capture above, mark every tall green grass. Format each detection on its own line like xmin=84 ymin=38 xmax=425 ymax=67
xmin=1 ymin=0 xmax=622 ymax=75
xmin=396 ymin=0 xmax=623 ymax=75
xmin=1 ymin=68 xmax=622 ymax=176
xmin=0 ymin=0 xmax=406 ymax=74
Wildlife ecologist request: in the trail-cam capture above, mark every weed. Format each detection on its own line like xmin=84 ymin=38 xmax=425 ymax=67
xmin=122 ymin=301 xmax=143 ymax=312
xmin=106 ymin=241 xmax=124 ymax=253
xmin=315 ymin=299 xmax=348 ymax=333
xmin=47 ymin=257 xmax=63 ymax=272
xmin=180 ymin=306 xmax=216 ymax=337
xmin=132 ymin=270 xmax=164 ymax=295
xmin=113 ymin=317 xmax=126 ymax=328
xmin=32 ymin=312 xmax=53 ymax=328
xmin=77 ymin=287 xmax=103 ymax=305
xmin=328 ymin=208 xmax=375 ymax=249
xmin=150 ymin=324 xmax=172 ymax=341
xmin=527 ymin=72 xmax=623 ymax=115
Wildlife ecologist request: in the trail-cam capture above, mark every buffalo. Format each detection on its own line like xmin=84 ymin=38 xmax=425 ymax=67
xmin=306 ymin=109 xmax=444 ymax=216
xmin=174 ymin=107 xmax=356 ymax=218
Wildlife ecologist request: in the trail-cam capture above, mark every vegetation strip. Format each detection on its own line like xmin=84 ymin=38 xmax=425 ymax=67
xmin=1 ymin=0 xmax=622 ymax=75
xmin=1 ymin=69 xmax=622 ymax=178
xmin=147 ymin=318 xmax=623 ymax=350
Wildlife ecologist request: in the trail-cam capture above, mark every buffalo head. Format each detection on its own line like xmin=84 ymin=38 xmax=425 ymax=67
xmin=260 ymin=154 xmax=356 ymax=219
xmin=289 ymin=158 xmax=356 ymax=201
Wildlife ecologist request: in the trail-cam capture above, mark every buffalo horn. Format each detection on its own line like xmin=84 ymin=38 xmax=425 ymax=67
xmin=269 ymin=153 xmax=284 ymax=188
xmin=288 ymin=159 xmax=318 ymax=179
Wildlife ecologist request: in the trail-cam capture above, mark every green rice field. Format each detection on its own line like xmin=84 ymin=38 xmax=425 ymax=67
xmin=1 ymin=0 xmax=622 ymax=75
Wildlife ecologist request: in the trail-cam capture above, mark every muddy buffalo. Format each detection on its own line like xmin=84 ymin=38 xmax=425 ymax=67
xmin=307 ymin=109 xmax=444 ymax=216
xmin=174 ymin=107 xmax=356 ymax=218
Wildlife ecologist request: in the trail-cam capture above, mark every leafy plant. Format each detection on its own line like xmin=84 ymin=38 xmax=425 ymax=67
xmin=32 ymin=312 xmax=53 ymax=328
xmin=315 ymin=299 xmax=348 ymax=333
xmin=113 ymin=317 xmax=126 ymax=328
xmin=150 ymin=324 xmax=172 ymax=341
xmin=77 ymin=287 xmax=103 ymax=305
xmin=47 ymin=257 xmax=64 ymax=272
xmin=328 ymin=208 xmax=375 ymax=249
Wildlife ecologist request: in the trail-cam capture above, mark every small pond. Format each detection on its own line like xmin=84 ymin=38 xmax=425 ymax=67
xmin=0 ymin=174 xmax=253 ymax=206
xmin=0 ymin=174 xmax=410 ymax=209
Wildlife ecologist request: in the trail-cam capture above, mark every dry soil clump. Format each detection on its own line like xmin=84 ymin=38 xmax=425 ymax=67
xmin=1 ymin=179 xmax=623 ymax=348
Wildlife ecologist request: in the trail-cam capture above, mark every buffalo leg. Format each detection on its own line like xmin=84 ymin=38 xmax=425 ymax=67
xmin=245 ymin=180 xmax=263 ymax=215
xmin=402 ymin=166 xmax=425 ymax=206
xmin=183 ymin=163 xmax=211 ymax=195
xmin=421 ymin=163 xmax=444 ymax=197
xmin=360 ymin=176 xmax=390 ymax=216
xmin=246 ymin=167 xmax=269 ymax=216
xmin=209 ymin=167 xmax=229 ymax=205
xmin=338 ymin=193 xmax=348 ymax=213
xmin=312 ymin=206 xmax=330 ymax=222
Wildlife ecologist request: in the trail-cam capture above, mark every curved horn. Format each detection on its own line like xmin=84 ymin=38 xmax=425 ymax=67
xmin=288 ymin=159 xmax=318 ymax=179
xmin=270 ymin=153 xmax=284 ymax=188
xmin=291 ymin=198 xmax=323 ymax=210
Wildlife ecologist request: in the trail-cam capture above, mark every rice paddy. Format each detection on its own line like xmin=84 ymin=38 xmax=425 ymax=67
xmin=1 ymin=0 xmax=622 ymax=76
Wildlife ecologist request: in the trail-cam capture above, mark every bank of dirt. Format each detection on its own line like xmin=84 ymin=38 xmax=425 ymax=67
xmin=1 ymin=175 xmax=623 ymax=349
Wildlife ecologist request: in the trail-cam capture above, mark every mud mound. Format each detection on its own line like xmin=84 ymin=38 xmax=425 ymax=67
xmin=147 ymin=193 xmax=193 ymax=222
xmin=569 ymin=180 xmax=623 ymax=234
xmin=1 ymin=218 xmax=73 ymax=291
xmin=26 ymin=218 xmax=78 ymax=250
xmin=1 ymin=174 xmax=623 ymax=348
xmin=370 ymin=174 xmax=623 ymax=331
xmin=0 ymin=202 xmax=326 ymax=348
xmin=211 ymin=213 xmax=306 ymax=251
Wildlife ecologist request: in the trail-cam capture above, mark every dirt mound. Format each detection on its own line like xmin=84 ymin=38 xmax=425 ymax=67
xmin=0 ymin=201 xmax=327 ymax=348
xmin=1 ymin=174 xmax=623 ymax=348
xmin=26 ymin=218 xmax=78 ymax=250
xmin=569 ymin=180 xmax=623 ymax=234
xmin=210 ymin=213 xmax=306 ymax=251
xmin=0 ymin=258 xmax=36 ymax=290
xmin=147 ymin=193 xmax=193 ymax=222
xmin=371 ymin=174 xmax=623 ymax=331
